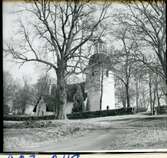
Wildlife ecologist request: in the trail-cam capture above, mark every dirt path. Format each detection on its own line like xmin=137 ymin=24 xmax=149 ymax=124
xmin=4 ymin=114 xmax=167 ymax=152
xmin=41 ymin=128 xmax=136 ymax=152
xmin=13 ymin=124 xmax=131 ymax=152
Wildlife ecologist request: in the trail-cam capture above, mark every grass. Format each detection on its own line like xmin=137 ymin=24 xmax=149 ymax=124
xmin=3 ymin=114 xmax=167 ymax=151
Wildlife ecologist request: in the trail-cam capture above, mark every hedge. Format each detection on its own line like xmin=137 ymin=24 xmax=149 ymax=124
xmin=67 ymin=107 xmax=133 ymax=119
xmin=155 ymin=105 xmax=167 ymax=114
xmin=4 ymin=107 xmax=134 ymax=121
xmin=3 ymin=115 xmax=56 ymax=121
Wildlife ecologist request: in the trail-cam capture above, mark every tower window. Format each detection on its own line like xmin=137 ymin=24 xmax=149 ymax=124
xmin=92 ymin=71 xmax=95 ymax=76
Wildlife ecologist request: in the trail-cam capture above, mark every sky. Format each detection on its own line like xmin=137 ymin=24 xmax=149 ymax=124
xmin=3 ymin=1 xmax=125 ymax=85
xmin=3 ymin=2 xmax=59 ymax=85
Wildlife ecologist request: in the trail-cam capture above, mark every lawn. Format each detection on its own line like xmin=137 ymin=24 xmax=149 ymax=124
xmin=3 ymin=114 xmax=167 ymax=152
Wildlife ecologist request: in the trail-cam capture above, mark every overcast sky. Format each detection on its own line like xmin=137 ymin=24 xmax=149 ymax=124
xmin=3 ymin=1 xmax=125 ymax=85
xmin=3 ymin=2 xmax=59 ymax=85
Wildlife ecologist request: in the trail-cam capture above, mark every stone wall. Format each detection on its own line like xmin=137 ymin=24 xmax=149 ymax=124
xmin=85 ymin=65 xmax=115 ymax=111
xmin=102 ymin=71 xmax=115 ymax=110
xmin=85 ymin=66 xmax=101 ymax=111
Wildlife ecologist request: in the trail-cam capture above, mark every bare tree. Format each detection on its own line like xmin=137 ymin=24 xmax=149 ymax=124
xmin=3 ymin=71 xmax=20 ymax=114
xmin=99 ymin=64 xmax=104 ymax=110
xmin=110 ymin=0 xmax=166 ymax=112
xmin=72 ymin=84 xmax=84 ymax=112
xmin=33 ymin=74 xmax=51 ymax=113
xmin=4 ymin=0 xmax=109 ymax=119
xmin=13 ymin=79 xmax=33 ymax=115
xmin=121 ymin=0 xmax=166 ymax=104
xmin=115 ymin=79 xmax=126 ymax=108
xmin=3 ymin=71 xmax=17 ymax=106
xmin=110 ymin=25 xmax=140 ymax=108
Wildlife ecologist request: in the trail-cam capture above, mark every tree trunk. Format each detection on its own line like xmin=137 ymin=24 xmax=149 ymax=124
xmin=99 ymin=66 xmax=104 ymax=110
xmin=135 ymin=78 xmax=139 ymax=112
xmin=122 ymin=97 xmax=126 ymax=108
xmin=156 ymin=85 xmax=161 ymax=108
xmin=121 ymin=84 xmax=126 ymax=108
xmin=55 ymin=65 xmax=67 ymax=120
xmin=165 ymin=81 xmax=167 ymax=106
xmin=149 ymin=73 xmax=154 ymax=115
xmin=164 ymin=41 xmax=167 ymax=105
xmin=155 ymin=75 xmax=161 ymax=109
xmin=22 ymin=107 xmax=25 ymax=115
xmin=125 ymin=84 xmax=130 ymax=108
xmin=152 ymin=87 xmax=156 ymax=115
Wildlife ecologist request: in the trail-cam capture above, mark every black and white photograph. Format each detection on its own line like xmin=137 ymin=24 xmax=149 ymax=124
xmin=3 ymin=0 xmax=167 ymax=152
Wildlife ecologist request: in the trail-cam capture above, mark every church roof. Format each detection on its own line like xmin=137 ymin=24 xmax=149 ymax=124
xmin=88 ymin=53 xmax=111 ymax=67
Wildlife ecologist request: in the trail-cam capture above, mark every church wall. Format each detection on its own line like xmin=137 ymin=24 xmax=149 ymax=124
xmin=87 ymin=88 xmax=101 ymax=111
xmin=102 ymin=71 xmax=115 ymax=110
xmin=85 ymin=64 xmax=116 ymax=111
xmin=85 ymin=66 xmax=102 ymax=111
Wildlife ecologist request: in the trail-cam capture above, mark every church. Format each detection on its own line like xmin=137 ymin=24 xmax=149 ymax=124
xmin=24 ymin=39 xmax=116 ymax=115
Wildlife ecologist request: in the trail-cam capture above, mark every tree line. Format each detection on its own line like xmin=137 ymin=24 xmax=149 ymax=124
xmin=3 ymin=71 xmax=86 ymax=116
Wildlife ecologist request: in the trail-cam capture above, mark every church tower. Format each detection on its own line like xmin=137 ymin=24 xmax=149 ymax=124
xmin=84 ymin=39 xmax=115 ymax=111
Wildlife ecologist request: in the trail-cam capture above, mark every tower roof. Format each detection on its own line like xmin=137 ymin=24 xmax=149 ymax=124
xmin=88 ymin=53 xmax=111 ymax=67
